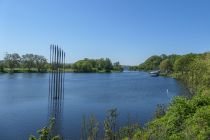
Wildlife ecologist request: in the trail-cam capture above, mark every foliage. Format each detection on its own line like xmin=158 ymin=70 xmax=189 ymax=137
xmin=34 ymin=55 xmax=48 ymax=72
xmin=0 ymin=61 xmax=4 ymax=72
xmin=2 ymin=53 xmax=48 ymax=73
xmin=173 ymin=54 xmax=195 ymax=74
xmin=4 ymin=53 xmax=21 ymax=72
xmin=81 ymin=115 xmax=99 ymax=140
xmin=131 ymin=93 xmax=210 ymax=140
xmin=160 ymin=59 xmax=172 ymax=73
xmin=154 ymin=104 xmax=166 ymax=119
xmin=22 ymin=54 xmax=35 ymax=72
xmin=113 ymin=62 xmax=123 ymax=72
xmin=128 ymin=52 xmax=210 ymax=140
xmin=29 ymin=118 xmax=61 ymax=140
xmin=73 ymin=58 xmax=122 ymax=73
xmin=103 ymin=108 xmax=118 ymax=140
xmin=128 ymin=66 xmax=139 ymax=71
xmin=139 ymin=55 xmax=163 ymax=70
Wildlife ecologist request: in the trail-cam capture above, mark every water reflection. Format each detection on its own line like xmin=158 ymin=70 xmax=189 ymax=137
xmin=48 ymin=98 xmax=64 ymax=138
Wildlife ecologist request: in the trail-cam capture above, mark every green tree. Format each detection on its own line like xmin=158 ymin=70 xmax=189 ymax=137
xmin=160 ymin=59 xmax=172 ymax=73
xmin=73 ymin=60 xmax=93 ymax=72
xmin=4 ymin=53 xmax=21 ymax=72
xmin=104 ymin=58 xmax=113 ymax=72
xmin=174 ymin=54 xmax=195 ymax=74
xmin=113 ymin=62 xmax=123 ymax=72
xmin=22 ymin=54 xmax=35 ymax=72
xmin=97 ymin=58 xmax=106 ymax=71
xmin=0 ymin=61 xmax=4 ymax=72
xmin=139 ymin=55 xmax=162 ymax=70
xmin=34 ymin=55 xmax=47 ymax=72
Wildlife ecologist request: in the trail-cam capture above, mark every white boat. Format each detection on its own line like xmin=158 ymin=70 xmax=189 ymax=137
xmin=149 ymin=70 xmax=160 ymax=77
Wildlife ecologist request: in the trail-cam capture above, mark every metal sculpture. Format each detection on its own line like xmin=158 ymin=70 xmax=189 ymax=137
xmin=48 ymin=45 xmax=66 ymax=138
xmin=49 ymin=45 xmax=65 ymax=100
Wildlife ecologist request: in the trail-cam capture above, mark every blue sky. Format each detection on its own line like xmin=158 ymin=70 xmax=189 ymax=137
xmin=0 ymin=0 xmax=210 ymax=65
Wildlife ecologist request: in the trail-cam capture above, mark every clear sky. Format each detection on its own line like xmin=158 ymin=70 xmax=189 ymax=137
xmin=0 ymin=0 xmax=210 ymax=65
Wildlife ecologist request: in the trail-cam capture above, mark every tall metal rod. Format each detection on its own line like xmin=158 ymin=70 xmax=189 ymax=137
xmin=51 ymin=45 xmax=54 ymax=99
xmin=63 ymin=52 xmax=65 ymax=99
xmin=48 ymin=44 xmax=66 ymax=138
xmin=58 ymin=48 xmax=61 ymax=99
xmin=49 ymin=45 xmax=51 ymax=98
xmin=53 ymin=46 xmax=57 ymax=99
xmin=61 ymin=50 xmax=63 ymax=99
xmin=49 ymin=44 xmax=65 ymax=100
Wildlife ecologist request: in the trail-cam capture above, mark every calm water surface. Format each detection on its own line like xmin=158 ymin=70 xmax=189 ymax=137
xmin=0 ymin=72 xmax=189 ymax=140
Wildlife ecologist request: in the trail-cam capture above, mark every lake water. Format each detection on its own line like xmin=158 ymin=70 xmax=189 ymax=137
xmin=0 ymin=72 xmax=189 ymax=140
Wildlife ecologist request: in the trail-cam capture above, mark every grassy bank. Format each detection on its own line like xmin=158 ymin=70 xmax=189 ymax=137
xmin=125 ymin=52 xmax=210 ymax=140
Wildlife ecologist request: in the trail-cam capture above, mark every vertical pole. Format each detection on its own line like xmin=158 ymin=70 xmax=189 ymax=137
xmin=63 ymin=52 xmax=65 ymax=100
xmin=58 ymin=48 xmax=61 ymax=99
xmin=61 ymin=50 xmax=63 ymax=100
xmin=49 ymin=45 xmax=65 ymax=100
xmin=53 ymin=45 xmax=56 ymax=98
xmin=49 ymin=45 xmax=51 ymax=98
xmin=51 ymin=45 xmax=55 ymax=99
xmin=56 ymin=46 xmax=59 ymax=99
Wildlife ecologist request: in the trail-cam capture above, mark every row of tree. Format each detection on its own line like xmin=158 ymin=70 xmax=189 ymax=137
xmin=0 ymin=53 xmax=124 ymax=73
xmin=0 ymin=53 xmax=48 ymax=72
xmin=72 ymin=58 xmax=123 ymax=73
xmin=138 ymin=52 xmax=210 ymax=93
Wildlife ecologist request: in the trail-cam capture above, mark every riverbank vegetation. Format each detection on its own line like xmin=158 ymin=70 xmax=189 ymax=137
xmin=126 ymin=52 xmax=210 ymax=139
xmin=29 ymin=118 xmax=61 ymax=140
xmin=72 ymin=58 xmax=123 ymax=73
xmin=0 ymin=53 xmax=123 ymax=73
xmin=0 ymin=53 xmax=48 ymax=73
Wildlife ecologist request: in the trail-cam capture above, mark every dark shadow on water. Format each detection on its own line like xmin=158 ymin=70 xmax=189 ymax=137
xmin=48 ymin=98 xmax=64 ymax=138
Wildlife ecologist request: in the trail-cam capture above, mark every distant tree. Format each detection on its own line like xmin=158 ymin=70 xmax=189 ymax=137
xmin=97 ymin=58 xmax=106 ymax=71
xmin=104 ymin=58 xmax=113 ymax=72
xmin=174 ymin=54 xmax=195 ymax=74
xmin=139 ymin=55 xmax=162 ymax=70
xmin=73 ymin=58 xmax=121 ymax=73
xmin=34 ymin=55 xmax=47 ymax=72
xmin=113 ymin=62 xmax=123 ymax=72
xmin=22 ymin=54 xmax=35 ymax=72
xmin=4 ymin=53 xmax=21 ymax=72
xmin=0 ymin=61 xmax=4 ymax=72
xmin=129 ymin=66 xmax=139 ymax=71
xmin=160 ymin=59 xmax=172 ymax=73
xmin=73 ymin=60 xmax=93 ymax=72
xmin=160 ymin=54 xmax=167 ymax=60
xmin=65 ymin=64 xmax=73 ymax=69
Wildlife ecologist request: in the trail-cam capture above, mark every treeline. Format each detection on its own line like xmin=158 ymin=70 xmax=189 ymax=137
xmin=137 ymin=52 xmax=210 ymax=94
xmin=0 ymin=53 xmax=48 ymax=73
xmin=71 ymin=58 xmax=123 ymax=73
xmin=0 ymin=53 xmax=124 ymax=73
xmin=138 ymin=54 xmax=178 ymax=71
